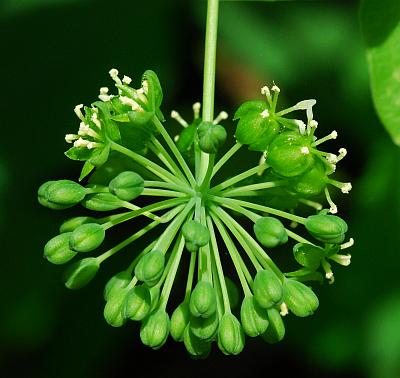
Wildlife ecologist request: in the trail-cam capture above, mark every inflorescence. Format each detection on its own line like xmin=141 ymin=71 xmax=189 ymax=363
xmin=38 ymin=69 xmax=353 ymax=357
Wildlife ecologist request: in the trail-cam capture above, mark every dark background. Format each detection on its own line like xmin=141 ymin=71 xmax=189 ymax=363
xmin=1 ymin=0 xmax=400 ymax=377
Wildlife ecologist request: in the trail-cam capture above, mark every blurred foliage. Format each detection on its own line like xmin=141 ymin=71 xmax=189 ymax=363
xmin=360 ymin=0 xmax=400 ymax=145
xmin=1 ymin=0 xmax=400 ymax=377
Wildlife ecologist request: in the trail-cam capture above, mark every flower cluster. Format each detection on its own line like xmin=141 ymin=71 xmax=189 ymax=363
xmin=38 ymin=69 xmax=353 ymax=357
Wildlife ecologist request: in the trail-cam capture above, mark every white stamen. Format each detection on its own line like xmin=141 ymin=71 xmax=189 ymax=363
xmin=313 ymin=130 xmax=338 ymax=147
xmin=326 ymin=154 xmax=338 ymax=164
xmin=341 ymin=238 xmax=354 ymax=250
xmin=193 ymin=102 xmax=201 ymax=119
xmin=91 ymin=112 xmax=101 ymax=128
xmin=325 ymin=271 xmax=335 ymax=284
xmin=122 ymin=75 xmax=132 ymax=85
xmin=74 ymin=104 xmax=85 ymax=122
xmin=109 ymin=68 xmax=122 ymax=85
xmin=65 ymin=134 xmax=79 ymax=143
xmin=261 ymin=86 xmax=271 ymax=97
xmin=99 ymin=94 xmax=113 ymax=102
xmin=73 ymin=137 xmax=90 ymax=148
xmin=271 ymin=84 xmax=280 ymax=93
xmin=78 ymin=122 xmax=90 ymax=136
xmin=213 ymin=111 xmax=228 ymax=125
xmin=300 ymin=146 xmax=310 ymax=154
xmin=309 ymin=120 xmax=318 ymax=128
xmin=87 ymin=141 xmax=101 ymax=150
xmin=260 ymin=109 xmax=270 ymax=119
xmin=325 ymin=187 xmax=338 ymax=214
xmin=120 ymin=96 xmax=142 ymax=112
xmin=100 ymin=87 xmax=109 ymax=95
xmin=340 ymin=183 xmax=352 ymax=194
xmin=171 ymin=110 xmax=188 ymax=127
xmin=142 ymin=80 xmax=149 ymax=94
xmin=173 ymin=135 xmax=180 ymax=142
xmin=279 ymin=302 xmax=289 ymax=316
xmin=331 ymin=130 xmax=338 ymax=139
xmin=330 ymin=254 xmax=351 ymax=267
xmin=294 ymin=119 xmax=306 ymax=134
xmin=337 ymin=148 xmax=347 ymax=161
xmin=257 ymin=153 xmax=267 ymax=176
xmin=295 ymin=99 xmax=317 ymax=111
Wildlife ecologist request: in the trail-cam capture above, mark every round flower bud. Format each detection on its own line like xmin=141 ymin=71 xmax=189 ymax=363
xmin=109 ymin=171 xmax=144 ymax=201
xmin=104 ymin=271 xmax=131 ymax=301
xmin=283 ymin=279 xmax=319 ymax=317
xmin=190 ymin=311 xmax=219 ymax=341
xmin=189 ymin=281 xmax=217 ymax=318
xmin=293 ymin=243 xmax=324 ymax=270
xmin=45 ymin=180 xmax=86 ymax=206
xmin=261 ymin=308 xmax=285 ymax=344
xmin=198 ymin=121 xmax=227 ymax=154
xmin=291 ymin=160 xmax=328 ymax=197
xmin=140 ymin=309 xmax=170 ymax=350
xmin=59 ymin=216 xmax=97 ymax=233
xmin=64 ymin=257 xmax=100 ymax=290
xmin=305 ymin=214 xmax=348 ymax=244
xmin=253 ymin=269 xmax=283 ymax=309
xmin=103 ymin=287 xmax=129 ymax=327
xmin=38 ymin=181 xmax=72 ymax=210
xmin=182 ymin=220 xmax=210 ymax=253
xmin=240 ymin=295 xmax=269 ymax=337
xmin=176 ymin=122 xmax=198 ymax=153
xmin=43 ymin=233 xmax=77 ymax=265
xmin=81 ymin=193 xmax=123 ymax=211
xmin=218 ymin=313 xmax=245 ymax=355
xmin=69 ymin=223 xmax=105 ymax=253
xmin=253 ymin=217 xmax=288 ymax=248
xmin=134 ymin=250 xmax=165 ymax=287
xmin=183 ymin=325 xmax=211 ymax=359
xmin=170 ymin=301 xmax=190 ymax=342
xmin=266 ymin=131 xmax=314 ymax=177
xmin=123 ymin=285 xmax=151 ymax=321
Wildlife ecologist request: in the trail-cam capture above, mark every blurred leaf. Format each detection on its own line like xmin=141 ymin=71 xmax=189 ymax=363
xmin=360 ymin=0 xmax=400 ymax=146
xmin=1 ymin=0 xmax=90 ymax=16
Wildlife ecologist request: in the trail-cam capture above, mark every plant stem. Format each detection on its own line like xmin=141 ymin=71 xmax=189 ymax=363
xmin=198 ymin=0 xmax=220 ymax=184
xmin=212 ymin=142 xmax=242 ymax=178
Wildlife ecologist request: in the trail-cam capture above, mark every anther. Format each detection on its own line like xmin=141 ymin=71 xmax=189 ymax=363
xmin=260 ymin=109 xmax=270 ymax=119
xmin=213 ymin=111 xmax=228 ymax=125
xmin=109 ymin=68 xmax=122 ymax=85
xmin=330 ymin=253 xmax=351 ymax=267
xmin=325 ymin=187 xmax=338 ymax=214
xmin=73 ymin=137 xmax=90 ymax=148
xmin=171 ymin=110 xmax=188 ymax=127
xmin=91 ymin=112 xmax=101 ymax=128
xmin=120 ymin=96 xmax=143 ymax=112
xmin=87 ymin=141 xmax=102 ymax=150
xmin=271 ymin=84 xmax=280 ymax=93
xmin=193 ymin=102 xmax=201 ymax=119
xmin=279 ymin=302 xmax=289 ymax=316
xmin=74 ymin=104 xmax=85 ymax=122
xmin=341 ymin=238 xmax=354 ymax=250
xmin=65 ymin=134 xmax=79 ymax=143
xmin=300 ymin=146 xmax=310 ymax=154
xmin=294 ymin=119 xmax=306 ymax=134
xmin=122 ymin=75 xmax=132 ymax=85
xmin=337 ymin=148 xmax=347 ymax=161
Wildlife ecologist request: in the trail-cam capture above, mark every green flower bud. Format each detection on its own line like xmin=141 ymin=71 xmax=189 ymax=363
xmin=190 ymin=311 xmax=219 ymax=341
xmin=176 ymin=122 xmax=198 ymax=153
xmin=189 ymin=281 xmax=217 ymax=318
xmin=253 ymin=217 xmax=288 ymax=248
xmin=64 ymin=257 xmax=100 ymax=290
xmin=293 ymin=243 xmax=324 ymax=270
xmin=253 ymin=269 xmax=283 ymax=309
xmin=149 ymin=285 xmax=161 ymax=312
xmin=218 ymin=313 xmax=245 ymax=355
xmin=198 ymin=121 xmax=227 ymax=154
xmin=283 ymin=279 xmax=319 ymax=317
xmin=305 ymin=214 xmax=348 ymax=244
xmin=104 ymin=271 xmax=131 ymax=301
xmin=81 ymin=193 xmax=123 ymax=211
xmin=182 ymin=220 xmax=210 ymax=253
xmin=170 ymin=301 xmax=190 ymax=342
xmin=38 ymin=181 xmax=73 ymax=210
xmin=266 ymin=131 xmax=314 ymax=177
xmin=69 ymin=223 xmax=105 ymax=252
xmin=240 ymin=296 xmax=269 ymax=337
xmin=103 ymin=287 xmax=129 ymax=327
xmin=140 ymin=309 xmax=170 ymax=350
xmin=261 ymin=308 xmax=285 ymax=344
xmin=123 ymin=285 xmax=151 ymax=321
xmin=135 ymin=250 xmax=165 ymax=287
xmin=109 ymin=171 xmax=144 ymax=201
xmin=234 ymin=100 xmax=280 ymax=151
xmin=59 ymin=216 xmax=97 ymax=233
xmin=183 ymin=325 xmax=211 ymax=359
xmin=45 ymin=180 xmax=86 ymax=206
xmin=291 ymin=160 xmax=328 ymax=197
xmin=43 ymin=233 xmax=77 ymax=265
xmin=225 ymin=276 xmax=240 ymax=310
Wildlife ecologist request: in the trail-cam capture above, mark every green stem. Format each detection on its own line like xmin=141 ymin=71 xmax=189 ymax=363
xmin=184 ymin=251 xmax=197 ymax=302
xmin=211 ymin=142 xmax=242 ymax=178
xmin=152 ymin=116 xmax=197 ymax=188
xmin=210 ymin=164 xmax=264 ymax=193
xmin=210 ymin=211 xmax=252 ymax=296
xmin=141 ymin=188 xmax=187 ymax=198
xmin=206 ymin=214 xmax=231 ymax=313
xmin=198 ymin=0 xmax=220 ymax=183
xmin=148 ymin=137 xmax=188 ymax=184
xmin=110 ymin=141 xmax=185 ymax=186
xmin=211 ymin=195 xmax=306 ymax=224
xmin=144 ymin=180 xmax=194 ymax=195
xmin=220 ymin=181 xmax=283 ymax=197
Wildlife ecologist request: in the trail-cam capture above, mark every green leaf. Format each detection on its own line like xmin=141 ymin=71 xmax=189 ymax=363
xmin=65 ymin=147 xmax=93 ymax=161
xmin=79 ymin=161 xmax=95 ymax=181
xmin=360 ymin=0 xmax=400 ymax=145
